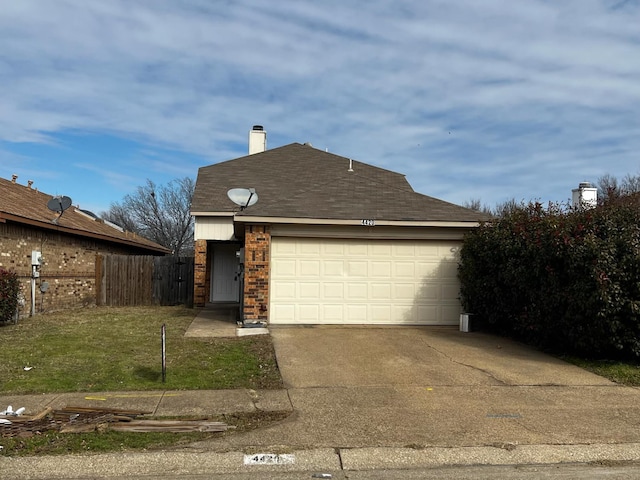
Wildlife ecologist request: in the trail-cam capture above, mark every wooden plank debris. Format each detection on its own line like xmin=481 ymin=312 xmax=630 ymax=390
xmin=0 ymin=406 xmax=229 ymax=437
xmin=110 ymin=420 xmax=230 ymax=433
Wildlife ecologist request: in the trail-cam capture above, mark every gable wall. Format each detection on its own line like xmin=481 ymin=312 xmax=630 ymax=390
xmin=0 ymin=221 xmax=151 ymax=316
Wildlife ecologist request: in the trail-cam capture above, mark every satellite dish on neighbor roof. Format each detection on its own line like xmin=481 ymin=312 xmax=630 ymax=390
xmin=47 ymin=195 xmax=72 ymax=213
xmin=227 ymin=188 xmax=258 ymax=210
xmin=47 ymin=195 xmax=72 ymax=224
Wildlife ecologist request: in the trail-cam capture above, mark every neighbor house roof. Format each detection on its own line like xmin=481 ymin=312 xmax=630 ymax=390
xmin=0 ymin=176 xmax=170 ymax=254
xmin=192 ymin=143 xmax=487 ymax=223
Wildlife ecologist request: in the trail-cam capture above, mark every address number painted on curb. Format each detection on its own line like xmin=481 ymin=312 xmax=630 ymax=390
xmin=361 ymin=219 xmax=375 ymax=226
xmin=243 ymin=453 xmax=296 ymax=465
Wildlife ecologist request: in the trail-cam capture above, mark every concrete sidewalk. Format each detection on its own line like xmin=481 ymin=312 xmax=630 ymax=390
xmin=0 ymin=388 xmax=292 ymax=419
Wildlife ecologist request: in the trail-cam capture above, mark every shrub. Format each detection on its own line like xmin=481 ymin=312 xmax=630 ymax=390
xmin=0 ymin=268 xmax=20 ymax=322
xmin=458 ymin=201 xmax=640 ymax=359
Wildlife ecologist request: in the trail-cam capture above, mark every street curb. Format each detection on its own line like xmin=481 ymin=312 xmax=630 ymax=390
xmin=1 ymin=443 xmax=640 ymax=479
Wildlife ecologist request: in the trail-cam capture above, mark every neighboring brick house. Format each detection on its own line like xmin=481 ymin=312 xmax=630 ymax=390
xmin=0 ymin=175 xmax=169 ymax=316
xmin=191 ymin=127 xmax=488 ymax=326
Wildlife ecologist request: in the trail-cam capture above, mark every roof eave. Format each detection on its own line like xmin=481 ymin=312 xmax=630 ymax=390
xmin=233 ymin=215 xmax=481 ymax=228
xmin=191 ymin=211 xmax=235 ymax=217
xmin=0 ymin=212 xmax=170 ymax=254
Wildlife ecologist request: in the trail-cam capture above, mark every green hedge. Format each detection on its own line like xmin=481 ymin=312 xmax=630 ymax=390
xmin=458 ymin=201 xmax=640 ymax=359
xmin=0 ymin=268 xmax=20 ymax=322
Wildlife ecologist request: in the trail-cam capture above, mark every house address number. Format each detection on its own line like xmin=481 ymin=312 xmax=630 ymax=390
xmin=361 ymin=219 xmax=375 ymax=226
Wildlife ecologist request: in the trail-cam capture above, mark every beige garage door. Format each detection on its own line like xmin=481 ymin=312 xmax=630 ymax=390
xmin=269 ymin=237 xmax=462 ymax=325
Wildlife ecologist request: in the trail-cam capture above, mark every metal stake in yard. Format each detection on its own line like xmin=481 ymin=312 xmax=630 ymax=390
xmin=161 ymin=323 xmax=166 ymax=383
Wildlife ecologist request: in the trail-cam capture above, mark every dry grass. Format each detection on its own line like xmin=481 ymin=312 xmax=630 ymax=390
xmin=0 ymin=306 xmax=283 ymax=394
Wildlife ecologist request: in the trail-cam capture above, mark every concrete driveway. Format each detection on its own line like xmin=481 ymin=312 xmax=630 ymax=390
xmin=205 ymin=325 xmax=640 ymax=452
xmin=271 ymin=326 xmax=613 ymax=388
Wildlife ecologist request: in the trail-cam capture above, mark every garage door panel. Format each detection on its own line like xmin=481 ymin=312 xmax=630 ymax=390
xmin=416 ymin=305 xmax=439 ymax=323
xmin=416 ymin=244 xmax=441 ymax=257
xmin=394 ymin=244 xmax=415 ymax=257
xmin=441 ymin=283 xmax=461 ymax=300
xmin=416 ymin=284 xmax=439 ymax=300
xmin=323 ymin=260 xmax=344 ymax=276
xmin=299 ymin=304 xmax=320 ymax=321
xmin=273 ymin=241 xmax=296 ymax=255
xmin=416 ymin=262 xmax=440 ymax=276
xmin=272 ymin=281 xmax=296 ymax=300
xmin=273 ymin=304 xmax=295 ymax=323
xmin=323 ymin=282 xmax=344 ymax=299
xmin=273 ymin=259 xmax=296 ymax=276
xmin=393 ymin=305 xmax=415 ymax=323
xmin=270 ymin=238 xmax=462 ymax=325
xmin=371 ymin=305 xmax=392 ymax=322
xmin=347 ymin=261 xmax=368 ymax=276
xmin=347 ymin=283 xmax=368 ymax=299
xmin=394 ymin=283 xmax=415 ymax=300
xmin=324 ymin=243 xmax=345 ymax=255
xmin=347 ymin=304 xmax=367 ymax=323
xmin=348 ymin=244 xmax=368 ymax=256
xmin=438 ymin=245 xmax=457 ymax=258
xmin=371 ymin=261 xmax=391 ymax=277
xmin=323 ymin=304 xmax=344 ymax=321
xmin=299 ymin=242 xmax=321 ymax=255
xmin=370 ymin=283 xmax=392 ymax=299
xmin=300 ymin=260 xmax=320 ymax=276
xmin=439 ymin=261 xmax=459 ymax=279
xmin=394 ymin=262 xmax=415 ymax=277
xmin=371 ymin=243 xmax=392 ymax=256
xmin=300 ymin=283 xmax=320 ymax=298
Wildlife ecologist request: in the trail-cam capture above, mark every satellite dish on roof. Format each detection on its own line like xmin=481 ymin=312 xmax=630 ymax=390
xmin=227 ymin=188 xmax=258 ymax=210
xmin=47 ymin=195 xmax=72 ymax=223
xmin=47 ymin=195 xmax=72 ymax=213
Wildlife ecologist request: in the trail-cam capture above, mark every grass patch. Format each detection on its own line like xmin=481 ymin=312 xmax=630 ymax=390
xmin=0 ymin=306 xmax=282 ymax=394
xmin=0 ymin=411 xmax=291 ymax=457
xmin=563 ymin=356 xmax=640 ymax=386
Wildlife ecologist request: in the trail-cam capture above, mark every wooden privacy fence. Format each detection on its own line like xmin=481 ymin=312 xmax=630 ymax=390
xmin=96 ymin=255 xmax=194 ymax=307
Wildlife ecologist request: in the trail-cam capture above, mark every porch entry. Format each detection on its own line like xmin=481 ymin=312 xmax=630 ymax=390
xmin=210 ymin=244 xmax=241 ymax=302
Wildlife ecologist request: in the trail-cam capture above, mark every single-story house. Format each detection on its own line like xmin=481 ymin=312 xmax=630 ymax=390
xmin=191 ymin=127 xmax=488 ymax=326
xmin=0 ymin=175 xmax=169 ymax=315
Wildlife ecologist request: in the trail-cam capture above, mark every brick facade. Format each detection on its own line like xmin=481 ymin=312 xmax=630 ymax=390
xmin=243 ymin=224 xmax=271 ymax=322
xmin=193 ymin=239 xmax=209 ymax=307
xmin=0 ymin=222 xmax=151 ymax=316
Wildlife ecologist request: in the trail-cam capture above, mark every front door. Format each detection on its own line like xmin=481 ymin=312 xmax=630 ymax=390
xmin=210 ymin=244 xmax=240 ymax=302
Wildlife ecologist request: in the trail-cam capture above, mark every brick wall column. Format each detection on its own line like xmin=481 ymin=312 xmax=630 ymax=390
xmin=243 ymin=225 xmax=270 ymax=322
xmin=194 ymin=239 xmax=208 ymax=307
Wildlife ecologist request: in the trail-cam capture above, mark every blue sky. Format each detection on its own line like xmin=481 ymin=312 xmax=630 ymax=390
xmin=1 ymin=0 xmax=639 ymax=214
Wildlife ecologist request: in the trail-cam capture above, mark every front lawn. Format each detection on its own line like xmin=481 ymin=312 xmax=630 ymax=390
xmin=0 ymin=306 xmax=282 ymax=394
xmin=562 ymin=356 xmax=640 ymax=386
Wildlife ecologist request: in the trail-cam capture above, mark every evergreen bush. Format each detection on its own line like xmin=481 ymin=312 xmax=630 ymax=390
xmin=458 ymin=201 xmax=640 ymax=359
xmin=0 ymin=268 xmax=20 ymax=322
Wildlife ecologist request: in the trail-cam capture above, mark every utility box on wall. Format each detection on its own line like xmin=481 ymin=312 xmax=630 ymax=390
xmin=31 ymin=250 xmax=42 ymax=266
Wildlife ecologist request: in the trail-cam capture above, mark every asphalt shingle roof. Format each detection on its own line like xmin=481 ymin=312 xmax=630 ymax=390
xmin=192 ymin=143 xmax=487 ymax=222
xmin=0 ymin=177 xmax=169 ymax=253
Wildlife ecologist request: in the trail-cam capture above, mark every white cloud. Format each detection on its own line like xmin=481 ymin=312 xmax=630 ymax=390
xmin=0 ymin=0 xmax=638 ymax=207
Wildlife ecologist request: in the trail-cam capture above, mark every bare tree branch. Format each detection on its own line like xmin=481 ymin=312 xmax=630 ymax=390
xmin=102 ymin=177 xmax=195 ymax=255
